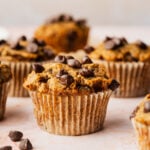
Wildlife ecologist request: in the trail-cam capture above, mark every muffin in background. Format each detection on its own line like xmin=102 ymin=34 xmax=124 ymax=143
xmin=131 ymin=94 xmax=150 ymax=150
xmin=0 ymin=62 xmax=12 ymax=120
xmin=88 ymin=37 xmax=150 ymax=97
xmin=0 ymin=36 xmax=56 ymax=97
xmin=34 ymin=14 xmax=89 ymax=53
xmin=23 ymin=55 xmax=119 ymax=136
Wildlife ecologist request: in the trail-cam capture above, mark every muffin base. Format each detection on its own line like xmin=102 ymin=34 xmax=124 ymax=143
xmin=94 ymin=60 xmax=150 ymax=98
xmin=0 ymin=82 xmax=10 ymax=120
xmin=132 ymin=119 xmax=150 ymax=150
xmin=29 ymin=90 xmax=112 ymax=136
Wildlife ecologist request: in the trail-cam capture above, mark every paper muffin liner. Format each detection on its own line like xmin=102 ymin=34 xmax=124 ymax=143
xmin=132 ymin=119 xmax=150 ymax=150
xmin=94 ymin=60 xmax=150 ymax=97
xmin=0 ymin=82 xmax=10 ymax=120
xmin=2 ymin=61 xmax=48 ymax=97
xmin=29 ymin=90 xmax=112 ymax=136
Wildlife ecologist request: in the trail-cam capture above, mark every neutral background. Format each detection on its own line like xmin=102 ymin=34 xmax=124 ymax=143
xmin=0 ymin=0 xmax=150 ymax=26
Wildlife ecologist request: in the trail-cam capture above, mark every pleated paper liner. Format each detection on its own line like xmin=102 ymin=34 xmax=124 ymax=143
xmin=132 ymin=119 xmax=150 ymax=150
xmin=0 ymin=82 xmax=10 ymax=120
xmin=93 ymin=60 xmax=150 ymax=97
xmin=29 ymin=90 xmax=112 ymax=136
xmin=2 ymin=61 xmax=49 ymax=97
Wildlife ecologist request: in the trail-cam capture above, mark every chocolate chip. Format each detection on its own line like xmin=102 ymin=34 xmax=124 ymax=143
xmin=19 ymin=35 xmax=27 ymax=41
xmin=54 ymin=55 xmax=66 ymax=64
xmin=67 ymin=30 xmax=77 ymax=41
xmin=11 ymin=42 xmax=24 ymax=50
xmin=108 ymin=79 xmax=120 ymax=91
xmin=104 ymin=40 xmax=116 ymax=50
xmin=26 ymin=43 xmax=38 ymax=53
xmin=124 ymin=52 xmax=138 ymax=62
xmin=31 ymin=38 xmax=46 ymax=47
xmin=135 ymin=40 xmax=147 ymax=50
xmin=56 ymin=69 xmax=68 ymax=78
xmin=0 ymin=40 xmax=7 ymax=45
xmin=79 ymin=68 xmax=94 ymax=77
xmin=130 ymin=106 xmax=139 ymax=119
xmin=104 ymin=36 xmax=112 ymax=42
xmin=43 ymin=49 xmax=55 ymax=59
xmin=75 ymin=19 xmax=86 ymax=26
xmin=67 ymin=59 xmax=81 ymax=68
xmin=82 ymin=56 xmax=93 ymax=64
xmin=8 ymin=130 xmax=23 ymax=142
xmin=83 ymin=46 xmax=95 ymax=53
xmin=0 ymin=146 xmax=12 ymax=150
xmin=38 ymin=76 xmax=49 ymax=83
xmin=59 ymin=74 xmax=74 ymax=86
xmin=32 ymin=64 xmax=45 ymax=73
xmin=93 ymin=82 xmax=103 ymax=92
xmin=19 ymin=139 xmax=33 ymax=150
xmin=144 ymin=101 xmax=150 ymax=113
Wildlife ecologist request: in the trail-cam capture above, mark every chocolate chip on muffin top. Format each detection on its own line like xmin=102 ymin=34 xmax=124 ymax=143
xmin=0 ymin=36 xmax=56 ymax=62
xmin=23 ymin=55 xmax=119 ymax=95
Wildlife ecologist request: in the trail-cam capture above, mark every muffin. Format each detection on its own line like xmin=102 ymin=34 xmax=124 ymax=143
xmin=34 ymin=14 xmax=89 ymax=53
xmin=89 ymin=37 xmax=150 ymax=97
xmin=0 ymin=62 xmax=12 ymax=120
xmin=131 ymin=94 xmax=150 ymax=150
xmin=0 ymin=36 xmax=56 ymax=97
xmin=23 ymin=55 xmax=119 ymax=136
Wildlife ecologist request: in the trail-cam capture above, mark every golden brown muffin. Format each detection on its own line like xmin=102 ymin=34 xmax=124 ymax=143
xmin=34 ymin=14 xmax=89 ymax=53
xmin=131 ymin=94 xmax=150 ymax=150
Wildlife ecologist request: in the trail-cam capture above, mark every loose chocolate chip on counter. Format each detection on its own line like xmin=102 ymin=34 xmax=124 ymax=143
xmin=59 ymin=74 xmax=74 ymax=86
xmin=19 ymin=35 xmax=27 ymax=41
xmin=56 ymin=69 xmax=68 ymax=78
xmin=67 ymin=59 xmax=81 ymax=68
xmin=8 ymin=130 xmax=23 ymax=142
xmin=82 ymin=56 xmax=93 ymax=64
xmin=19 ymin=139 xmax=33 ymax=150
xmin=0 ymin=40 xmax=7 ymax=45
xmin=26 ymin=43 xmax=38 ymax=53
xmin=67 ymin=30 xmax=77 ymax=41
xmin=79 ymin=68 xmax=94 ymax=77
xmin=144 ymin=101 xmax=150 ymax=113
xmin=0 ymin=146 xmax=12 ymax=150
xmin=75 ymin=19 xmax=86 ymax=26
xmin=54 ymin=55 xmax=67 ymax=64
xmin=32 ymin=64 xmax=45 ymax=73
xmin=83 ymin=46 xmax=95 ymax=53
xmin=135 ymin=40 xmax=147 ymax=50
xmin=108 ymin=79 xmax=120 ymax=91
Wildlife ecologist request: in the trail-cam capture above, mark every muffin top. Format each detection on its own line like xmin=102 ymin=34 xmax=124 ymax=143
xmin=0 ymin=62 xmax=12 ymax=83
xmin=131 ymin=94 xmax=150 ymax=125
xmin=0 ymin=36 xmax=56 ymax=62
xmin=23 ymin=55 xmax=119 ymax=95
xmin=89 ymin=37 xmax=150 ymax=62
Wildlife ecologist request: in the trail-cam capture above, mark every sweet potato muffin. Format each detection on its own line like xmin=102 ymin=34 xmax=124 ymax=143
xmin=34 ymin=14 xmax=89 ymax=53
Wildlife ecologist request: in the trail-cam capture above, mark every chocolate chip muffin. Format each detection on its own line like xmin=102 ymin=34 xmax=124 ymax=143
xmin=0 ymin=62 xmax=12 ymax=120
xmin=34 ymin=14 xmax=89 ymax=53
xmin=24 ymin=55 xmax=119 ymax=136
xmin=0 ymin=36 xmax=56 ymax=97
xmin=131 ymin=94 xmax=150 ymax=150
xmin=88 ymin=37 xmax=150 ymax=97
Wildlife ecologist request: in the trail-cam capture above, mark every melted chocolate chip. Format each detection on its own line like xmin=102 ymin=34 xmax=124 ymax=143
xmin=0 ymin=146 xmax=12 ymax=150
xmin=82 ymin=56 xmax=93 ymax=64
xmin=144 ymin=101 xmax=150 ymax=113
xmin=19 ymin=139 xmax=33 ymax=150
xmin=67 ymin=30 xmax=77 ymax=41
xmin=38 ymin=76 xmax=49 ymax=83
xmin=0 ymin=40 xmax=7 ymax=45
xmin=56 ymin=69 xmax=68 ymax=78
xmin=79 ymin=68 xmax=94 ymax=77
xmin=135 ymin=40 xmax=147 ymax=50
xmin=67 ymin=59 xmax=81 ymax=68
xmin=75 ymin=19 xmax=86 ymax=26
xmin=54 ymin=55 xmax=67 ymax=64
xmin=108 ymin=79 xmax=120 ymax=91
xmin=8 ymin=130 xmax=23 ymax=142
xmin=83 ymin=46 xmax=94 ymax=53
xmin=59 ymin=74 xmax=74 ymax=86
xmin=32 ymin=64 xmax=45 ymax=73
xmin=26 ymin=43 xmax=38 ymax=53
